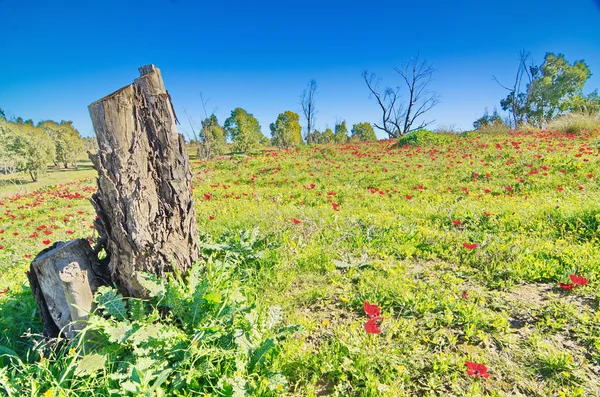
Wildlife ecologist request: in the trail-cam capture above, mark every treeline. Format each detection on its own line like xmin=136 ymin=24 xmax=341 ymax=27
xmin=0 ymin=109 xmax=87 ymax=181
xmin=192 ymin=108 xmax=377 ymax=159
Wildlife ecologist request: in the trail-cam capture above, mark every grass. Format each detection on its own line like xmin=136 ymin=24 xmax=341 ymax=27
xmin=1 ymin=130 xmax=600 ymax=396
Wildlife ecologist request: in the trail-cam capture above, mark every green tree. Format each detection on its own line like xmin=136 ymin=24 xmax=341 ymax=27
xmin=38 ymin=120 xmax=84 ymax=168
xmin=500 ymin=52 xmax=593 ymax=127
xmin=351 ymin=122 xmax=377 ymax=141
xmin=224 ymin=108 xmax=264 ymax=153
xmin=332 ymin=121 xmax=349 ymax=143
xmin=473 ymin=108 xmax=504 ymax=130
xmin=6 ymin=123 xmax=55 ymax=181
xmin=270 ymin=111 xmax=303 ymax=148
xmin=322 ymin=128 xmax=334 ymax=143
xmin=200 ymin=114 xmax=227 ymax=158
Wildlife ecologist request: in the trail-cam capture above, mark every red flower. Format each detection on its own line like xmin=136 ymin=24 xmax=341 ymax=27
xmin=291 ymin=217 xmax=302 ymax=224
xmin=505 ymin=186 xmax=512 ymax=191
xmin=559 ymin=282 xmax=574 ymax=290
xmin=556 ymin=186 xmax=564 ymax=191
xmin=465 ymin=361 xmax=490 ymax=378
xmin=570 ymin=274 xmax=588 ymax=286
xmin=24 ymin=254 xmax=32 ymax=259
xmin=209 ymin=215 xmax=215 ymax=220
xmin=461 ymin=291 xmax=469 ymax=299
xmin=66 ymin=230 xmax=74 ymax=235
xmin=0 ymin=287 xmax=8 ymax=294
xmin=42 ymin=240 xmax=51 ymax=245
xmin=332 ymin=203 xmax=340 ymax=211
xmin=463 ymin=242 xmax=477 ymax=250
xmin=203 ymin=193 xmax=211 ymax=201
xmin=364 ymin=318 xmax=381 ymax=334
xmin=405 ymin=195 xmax=413 ymax=200
xmin=452 ymin=220 xmax=462 ymax=226
xmin=364 ymin=301 xmax=381 ymax=319
xmin=483 ymin=212 xmax=491 ymax=217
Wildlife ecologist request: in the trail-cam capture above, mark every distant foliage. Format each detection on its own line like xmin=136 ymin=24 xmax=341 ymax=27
xmin=224 ymin=108 xmax=264 ymax=153
xmin=333 ymin=120 xmax=349 ymax=143
xmin=199 ymin=114 xmax=227 ymax=158
xmin=351 ymin=122 xmax=377 ymax=141
xmin=4 ymin=121 xmax=55 ymax=181
xmin=38 ymin=120 xmax=84 ymax=168
xmin=270 ymin=111 xmax=303 ymax=148
xmin=473 ymin=108 xmax=505 ymax=130
xmin=501 ymin=52 xmax=596 ymax=128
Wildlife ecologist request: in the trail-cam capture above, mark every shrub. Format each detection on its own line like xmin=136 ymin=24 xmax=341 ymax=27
xmin=546 ymin=112 xmax=600 ymax=133
xmin=396 ymin=129 xmax=447 ymax=146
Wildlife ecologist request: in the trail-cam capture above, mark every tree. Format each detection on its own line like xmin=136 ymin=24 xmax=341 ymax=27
xmin=363 ymin=54 xmax=440 ymax=138
xmin=496 ymin=50 xmax=533 ymax=128
xmin=498 ymin=52 xmax=594 ymax=127
xmin=351 ymin=122 xmax=377 ymax=141
xmin=301 ymin=79 xmax=317 ymax=144
xmin=270 ymin=111 xmax=302 ymax=149
xmin=200 ymin=114 xmax=227 ymax=158
xmin=0 ymin=107 xmax=5 ymax=120
xmin=7 ymin=123 xmax=55 ymax=181
xmin=39 ymin=120 xmax=84 ymax=168
xmin=473 ymin=108 xmax=504 ymax=130
xmin=224 ymin=108 xmax=264 ymax=153
xmin=322 ymin=127 xmax=334 ymax=143
xmin=332 ymin=120 xmax=349 ymax=143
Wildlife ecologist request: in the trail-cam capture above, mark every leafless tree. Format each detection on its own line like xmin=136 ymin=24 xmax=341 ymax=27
xmin=493 ymin=50 xmax=533 ymax=128
xmin=301 ymin=79 xmax=317 ymax=144
xmin=363 ymin=54 xmax=440 ymax=138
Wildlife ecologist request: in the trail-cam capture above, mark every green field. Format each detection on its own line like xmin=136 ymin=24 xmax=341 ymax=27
xmin=1 ymin=130 xmax=599 ymax=396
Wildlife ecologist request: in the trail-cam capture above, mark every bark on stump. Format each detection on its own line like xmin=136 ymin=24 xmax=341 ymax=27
xmin=88 ymin=64 xmax=199 ymax=298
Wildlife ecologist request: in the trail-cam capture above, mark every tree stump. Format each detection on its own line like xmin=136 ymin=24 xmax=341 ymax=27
xmin=27 ymin=239 xmax=108 ymax=338
xmin=88 ymin=64 xmax=199 ymax=297
xmin=28 ymin=65 xmax=200 ymax=337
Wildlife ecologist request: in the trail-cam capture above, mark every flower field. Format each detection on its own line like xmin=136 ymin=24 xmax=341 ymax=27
xmin=1 ymin=130 xmax=600 ymax=396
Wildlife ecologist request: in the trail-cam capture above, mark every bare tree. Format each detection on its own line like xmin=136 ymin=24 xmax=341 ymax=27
xmin=301 ymin=79 xmax=317 ymax=144
xmin=363 ymin=54 xmax=440 ymax=138
xmin=494 ymin=50 xmax=533 ymax=128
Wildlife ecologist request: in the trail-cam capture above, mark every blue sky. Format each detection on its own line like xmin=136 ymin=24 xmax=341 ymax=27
xmin=1 ymin=0 xmax=599 ymax=139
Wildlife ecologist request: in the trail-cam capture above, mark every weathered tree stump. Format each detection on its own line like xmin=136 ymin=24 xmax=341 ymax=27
xmin=28 ymin=65 xmax=200 ymax=337
xmin=27 ymin=239 xmax=108 ymax=338
xmin=88 ymin=64 xmax=199 ymax=297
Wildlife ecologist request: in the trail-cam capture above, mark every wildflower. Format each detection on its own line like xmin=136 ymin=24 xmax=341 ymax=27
xmin=203 ymin=193 xmax=211 ymax=201
xmin=452 ymin=220 xmax=462 ymax=226
xmin=42 ymin=240 xmax=51 ymax=245
xmin=405 ymin=195 xmax=413 ymax=200
xmin=332 ymin=202 xmax=340 ymax=211
xmin=483 ymin=212 xmax=491 ymax=217
xmin=364 ymin=301 xmax=381 ymax=319
xmin=463 ymin=242 xmax=477 ymax=250
xmin=209 ymin=215 xmax=215 ymax=220
xmin=465 ymin=361 xmax=490 ymax=378
xmin=559 ymin=282 xmax=574 ymax=290
xmin=461 ymin=291 xmax=469 ymax=299
xmin=0 ymin=287 xmax=8 ymax=294
xmin=291 ymin=217 xmax=302 ymax=224
xmin=364 ymin=318 xmax=381 ymax=334
xmin=570 ymin=274 xmax=588 ymax=286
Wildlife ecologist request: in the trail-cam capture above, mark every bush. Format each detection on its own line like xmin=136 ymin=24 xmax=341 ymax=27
xmin=546 ymin=112 xmax=600 ymax=133
xmin=396 ymin=129 xmax=447 ymax=146
xmin=475 ymin=123 xmax=511 ymax=135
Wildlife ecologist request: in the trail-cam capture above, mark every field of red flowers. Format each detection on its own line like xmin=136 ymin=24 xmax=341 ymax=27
xmin=1 ymin=130 xmax=599 ymax=396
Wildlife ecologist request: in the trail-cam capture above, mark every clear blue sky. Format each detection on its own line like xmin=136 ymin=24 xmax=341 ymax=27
xmin=1 ymin=0 xmax=599 ymax=139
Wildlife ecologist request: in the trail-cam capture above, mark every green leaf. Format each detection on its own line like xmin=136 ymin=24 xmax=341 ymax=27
xmin=74 ymin=354 xmax=106 ymax=377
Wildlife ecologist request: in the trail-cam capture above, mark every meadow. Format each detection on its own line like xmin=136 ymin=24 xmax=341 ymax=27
xmin=0 ymin=129 xmax=599 ymax=396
